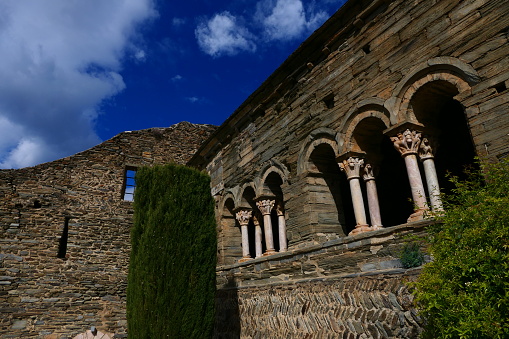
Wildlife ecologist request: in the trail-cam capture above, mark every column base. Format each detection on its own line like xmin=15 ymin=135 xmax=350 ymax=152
xmin=348 ymin=224 xmax=371 ymax=236
xmin=370 ymin=225 xmax=384 ymax=231
xmin=407 ymin=209 xmax=428 ymax=222
xmin=238 ymin=257 xmax=252 ymax=263
xmin=263 ymin=250 xmax=277 ymax=256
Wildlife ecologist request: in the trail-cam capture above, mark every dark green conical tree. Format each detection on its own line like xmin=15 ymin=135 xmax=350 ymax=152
xmin=127 ymin=164 xmax=217 ymax=338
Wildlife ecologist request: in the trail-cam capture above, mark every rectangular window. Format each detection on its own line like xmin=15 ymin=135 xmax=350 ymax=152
xmin=123 ymin=167 xmax=137 ymax=201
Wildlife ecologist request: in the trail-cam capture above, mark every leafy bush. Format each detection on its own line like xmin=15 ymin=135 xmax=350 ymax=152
xmin=400 ymin=241 xmax=425 ymax=269
xmin=127 ymin=165 xmax=217 ymax=338
xmin=413 ymin=160 xmax=509 ymax=338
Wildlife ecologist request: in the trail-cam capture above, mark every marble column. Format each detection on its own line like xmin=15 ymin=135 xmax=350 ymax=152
xmin=252 ymin=213 xmax=263 ymax=258
xmin=276 ymin=202 xmax=287 ymax=252
xmin=256 ymin=199 xmax=276 ymax=255
xmin=419 ymin=137 xmax=443 ymax=213
xmin=235 ymin=209 xmax=252 ymax=262
xmin=391 ymin=129 xmax=429 ymax=221
xmin=363 ymin=163 xmax=383 ymax=230
xmin=339 ymin=157 xmax=371 ymax=235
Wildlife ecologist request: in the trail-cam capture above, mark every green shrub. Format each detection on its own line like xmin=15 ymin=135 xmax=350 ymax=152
xmin=400 ymin=241 xmax=425 ymax=269
xmin=413 ymin=160 xmax=509 ymax=338
xmin=127 ymin=164 xmax=217 ymax=339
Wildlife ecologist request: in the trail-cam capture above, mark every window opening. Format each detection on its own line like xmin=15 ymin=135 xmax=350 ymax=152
xmin=123 ymin=168 xmax=137 ymax=201
xmin=57 ymin=217 xmax=70 ymax=259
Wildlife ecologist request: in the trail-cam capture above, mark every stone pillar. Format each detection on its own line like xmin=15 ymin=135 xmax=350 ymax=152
xmin=253 ymin=214 xmax=263 ymax=258
xmin=363 ymin=163 xmax=383 ymax=230
xmin=419 ymin=137 xmax=443 ymax=213
xmin=276 ymin=202 xmax=287 ymax=252
xmin=391 ymin=129 xmax=429 ymax=221
xmin=339 ymin=157 xmax=371 ymax=235
xmin=256 ymin=199 xmax=276 ymax=255
xmin=235 ymin=209 xmax=252 ymax=262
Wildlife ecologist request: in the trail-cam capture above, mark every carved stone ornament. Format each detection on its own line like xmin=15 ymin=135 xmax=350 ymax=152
xmin=419 ymin=137 xmax=435 ymax=160
xmin=391 ymin=129 xmax=422 ymax=156
xmin=256 ymin=199 xmax=275 ymax=215
xmin=275 ymin=201 xmax=285 ymax=216
xmin=235 ymin=210 xmax=252 ymax=226
xmin=339 ymin=157 xmax=364 ymax=180
xmin=362 ymin=163 xmax=377 ymax=181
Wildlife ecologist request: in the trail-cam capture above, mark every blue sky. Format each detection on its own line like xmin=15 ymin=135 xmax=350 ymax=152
xmin=0 ymin=0 xmax=345 ymax=169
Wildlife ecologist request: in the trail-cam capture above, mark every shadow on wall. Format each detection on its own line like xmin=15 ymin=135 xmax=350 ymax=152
xmin=214 ymin=276 xmax=240 ymax=339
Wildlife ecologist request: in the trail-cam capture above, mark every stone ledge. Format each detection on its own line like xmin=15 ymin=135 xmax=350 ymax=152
xmin=216 ymin=219 xmax=435 ymax=272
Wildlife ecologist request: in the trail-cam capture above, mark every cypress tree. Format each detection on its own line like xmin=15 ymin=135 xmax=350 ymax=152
xmin=127 ymin=164 xmax=217 ymax=338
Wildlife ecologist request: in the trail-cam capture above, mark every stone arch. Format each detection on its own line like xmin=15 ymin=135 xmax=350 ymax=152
xmin=237 ymin=183 xmax=257 ymax=209
xmin=217 ymin=192 xmax=241 ymax=265
xmin=257 ymin=162 xmax=288 ymax=198
xmin=388 ymin=57 xmax=480 ymax=124
xmin=340 ymin=109 xmax=391 ymax=155
xmin=297 ymin=128 xmax=340 ymax=175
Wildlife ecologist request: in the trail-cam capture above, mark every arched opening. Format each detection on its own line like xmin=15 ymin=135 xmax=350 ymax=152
xmin=263 ymin=171 xmax=284 ymax=252
xmin=411 ymin=80 xmax=477 ymax=194
xmin=350 ymin=117 xmax=412 ymax=227
xmin=219 ymin=197 xmax=240 ymax=265
xmin=240 ymin=186 xmax=257 ymax=258
xmin=309 ymin=143 xmax=353 ymax=236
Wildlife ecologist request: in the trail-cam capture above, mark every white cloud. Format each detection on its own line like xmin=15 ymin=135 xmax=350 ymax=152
xmin=0 ymin=0 xmax=156 ymax=168
xmin=171 ymin=74 xmax=183 ymax=82
xmin=195 ymin=12 xmax=256 ymax=57
xmin=185 ymin=96 xmax=200 ymax=103
xmin=172 ymin=17 xmax=186 ymax=27
xmin=257 ymin=0 xmax=329 ymax=41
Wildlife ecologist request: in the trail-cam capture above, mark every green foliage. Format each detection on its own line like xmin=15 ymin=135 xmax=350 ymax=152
xmin=400 ymin=241 xmax=425 ymax=269
xmin=413 ymin=160 xmax=509 ymax=338
xmin=127 ymin=164 xmax=217 ymax=339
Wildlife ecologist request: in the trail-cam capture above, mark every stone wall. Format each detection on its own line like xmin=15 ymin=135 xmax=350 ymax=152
xmin=215 ymin=222 xmax=429 ymax=338
xmin=190 ymin=0 xmax=509 ymax=337
xmin=0 ymin=122 xmax=215 ymax=339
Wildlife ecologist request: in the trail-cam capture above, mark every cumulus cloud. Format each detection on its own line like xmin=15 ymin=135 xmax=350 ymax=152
xmin=258 ymin=0 xmax=329 ymax=41
xmin=195 ymin=12 xmax=256 ymax=57
xmin=0 ymin=0 xmax=156 ymax=168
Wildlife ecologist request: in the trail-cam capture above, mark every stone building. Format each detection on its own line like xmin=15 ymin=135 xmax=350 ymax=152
xmin=189 ymin=0 xmax=509 ymax=337
xmin=0 ymin=122 xmax=216 ymax=338
xmin=1 ymin=0 xmax=509 ymax=338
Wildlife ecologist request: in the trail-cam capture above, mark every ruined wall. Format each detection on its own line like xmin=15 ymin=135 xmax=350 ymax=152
xmin=0 ymin=122 xmax=215 ymax=339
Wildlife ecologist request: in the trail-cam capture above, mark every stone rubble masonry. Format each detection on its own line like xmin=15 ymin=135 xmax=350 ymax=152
xmin=215 ymin=222 xmax=429 ymax=338
xmin=0 ymin=122 xmax=216 ymax=339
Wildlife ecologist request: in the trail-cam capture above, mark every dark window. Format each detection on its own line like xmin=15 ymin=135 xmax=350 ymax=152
xmin=123 ymin=168 xmax=137 ymax=201
xmin=57 ymin=217 xmax=70 ymax=259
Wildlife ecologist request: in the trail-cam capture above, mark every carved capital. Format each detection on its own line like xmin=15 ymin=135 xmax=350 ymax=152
xmin=256 ymin=199 xmax=275 ymax=215
xmin=275 ymin=201 xmax=285 ymax=216
xmin=391 ymin=129 xmax=421 ymax=156
xmin=339 ymin=157 xmax=364 ymax=180
xmin=252 ymin=213 xmax=261 ymax=227
xmin=235 ymin=210 xmax=252 ymax=226
xmin=362 ymin=163 xmax=378 ymax=181
xmin=419 ymin=137 xmax=435 ymax=160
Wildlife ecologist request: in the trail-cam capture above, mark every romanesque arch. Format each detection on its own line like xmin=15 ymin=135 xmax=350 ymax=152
xmin=299 ymin=128 xmax=350 ymax=237
xmin=217 ymin=193 xmax=240 ymax=265
xmin=381 ymin=58 xmax=480 ymax=221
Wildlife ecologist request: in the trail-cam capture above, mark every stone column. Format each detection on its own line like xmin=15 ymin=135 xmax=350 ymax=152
xmin=363 ymin=163 xmax=383 ymax=230
xmin=256 ymin=199 xmax=276 ymax=255
xmin=339 ymin=157 xmax=371 ymax=235
xmin=419 ymin=137 xmax=443 ymax=213
xmin=276 ymin=202 xmax=287 ymax=252
xmin=391 ymin=129 xmax=429 ymax=221
xmin=235 ymin=209 xmax=252 ymax=262
xmin=253 ymin=214 xmax=263 ymax=258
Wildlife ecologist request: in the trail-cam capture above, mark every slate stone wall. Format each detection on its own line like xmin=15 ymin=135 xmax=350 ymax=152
xmin=0 ymin=122 xmax=215 ymax=339
xmin=215 ymin=222 xmax=429 ymax=338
